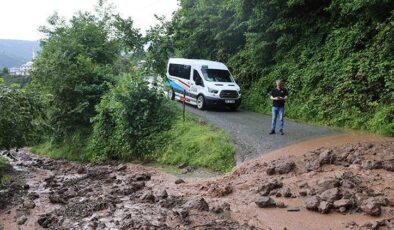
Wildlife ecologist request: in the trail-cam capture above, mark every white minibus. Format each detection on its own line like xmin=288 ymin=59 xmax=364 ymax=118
xmin=166 ymin=58 xmax=241 ymax=110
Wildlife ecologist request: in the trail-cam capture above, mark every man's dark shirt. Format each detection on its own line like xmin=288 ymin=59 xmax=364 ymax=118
xmin=271 ymin=88 xmax=288 ymax=107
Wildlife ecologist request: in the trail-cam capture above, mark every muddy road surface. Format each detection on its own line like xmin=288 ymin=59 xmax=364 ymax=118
xmin=185 ymin=105 xmax=339 ymax=164
xmin=1 ymin=134 xmax=393 ymax=230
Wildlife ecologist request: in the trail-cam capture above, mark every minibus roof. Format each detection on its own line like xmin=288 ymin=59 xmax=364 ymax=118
xmin=169 ymin=58 xmax=228 ymax=70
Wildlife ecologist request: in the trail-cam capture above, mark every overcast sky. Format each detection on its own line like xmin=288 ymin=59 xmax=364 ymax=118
xmin=0 ymin=0 xmax=179 ymax=41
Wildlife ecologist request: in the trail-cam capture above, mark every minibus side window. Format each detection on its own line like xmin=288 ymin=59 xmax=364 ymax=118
xmin=193 ymin=70 xmax=204 ymax=87
xmin=169 ymin=64 xmax=191 ymax=80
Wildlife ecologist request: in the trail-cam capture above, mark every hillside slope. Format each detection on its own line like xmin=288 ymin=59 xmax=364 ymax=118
xmin=166 ymin=0 xmax=394 ymax=136
xmin=0 ymin=39 xmax=40 ymax=68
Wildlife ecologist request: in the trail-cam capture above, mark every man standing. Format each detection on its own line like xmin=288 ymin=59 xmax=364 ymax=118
xmin=269 ymin=79 xmax=288 ymax=135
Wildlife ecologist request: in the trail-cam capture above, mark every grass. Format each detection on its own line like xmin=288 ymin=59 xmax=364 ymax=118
xmin=151 ymin=115 xmax=235 ymax=172
xmin=0 ymin=157 xmax=12 ymax=184
xmin=32 ymin=109 xmax=236 ymax=173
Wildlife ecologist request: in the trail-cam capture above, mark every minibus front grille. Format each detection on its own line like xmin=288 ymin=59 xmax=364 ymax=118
xmin=220 ymin=90 xmax=239 ymax=99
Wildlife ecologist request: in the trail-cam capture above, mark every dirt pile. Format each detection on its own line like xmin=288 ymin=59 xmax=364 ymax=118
xmin=1 ymin=139 xmax=393 ymax=230
xmin=0 ymin=150 xmax=259 ymax=230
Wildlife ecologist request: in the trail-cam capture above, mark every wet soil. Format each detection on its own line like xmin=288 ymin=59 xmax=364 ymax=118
xmin=0 ymin=133 xmax=393 ymax=230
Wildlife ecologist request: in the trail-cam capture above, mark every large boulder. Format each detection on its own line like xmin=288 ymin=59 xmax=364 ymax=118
xmin=255 ymin=196 xmax=276 ymax=208
xmin=183 ymin=197 xmax=209 ymax=211
xmin=361 ymin=198 xmax=382 ymax=216
xmin=305 ymin=196 xmax=320 ymax=211
xmin=258 ymin=179 xmax=283 ymax=196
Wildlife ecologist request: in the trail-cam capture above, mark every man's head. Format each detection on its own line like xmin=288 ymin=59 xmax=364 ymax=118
xmin=276 ymin=79 xmax=284 ymax=89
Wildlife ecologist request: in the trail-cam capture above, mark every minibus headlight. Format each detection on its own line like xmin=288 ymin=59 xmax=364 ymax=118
xmin=208 ymin=87 xmax=219 ymax=94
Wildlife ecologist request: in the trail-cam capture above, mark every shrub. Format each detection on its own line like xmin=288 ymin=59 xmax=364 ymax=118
xmin=88 ymin=74 xmax=175 ymax=161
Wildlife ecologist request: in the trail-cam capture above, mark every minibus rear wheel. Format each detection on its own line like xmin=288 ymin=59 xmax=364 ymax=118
xmin=196 ymin=95 xmax=206 ymax=110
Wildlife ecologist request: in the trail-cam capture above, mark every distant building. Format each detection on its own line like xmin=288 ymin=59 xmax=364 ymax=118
xmin=9 ymin=49 xmax=36 ymax=76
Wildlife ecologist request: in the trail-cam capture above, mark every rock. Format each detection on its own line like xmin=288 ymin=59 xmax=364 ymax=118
xmin=132 ymin=173 xmax=151 ymax=181
xmin=140 ymin=191 xmax=155 ymax=203
xmin=305 ymin=159 xmax=320 ymax=172
xmin=49 ymin=194 xmax=67 ymax=204
xmin=287 ymin=207 xmax=300 ymax=212
xmin=317 ymin=178 xmax=340 ymax=191
xmin=320 ymin=188 xmax=340 ymax=203
xmin=318 ymin=149 xmax=335 ymax=165
xmin=333 ymin=199 xmax=353 ymax=209
xmin=266 ymin=167 xmax=275 ymax=175
xmin=17 ymin=216 xmax=28 ymax=225
xmin=275 ymin=160 xmax=296 ymax=174
xmin=76 ymin=166 xmax=86 ymax=174
xmin=299 ymin=190 xmax=308 ymax=197
xmin=211 ymin=202 xmax=231 ymax=213
xmin=116 ymin=164 xmax=127 ymax=171
xmin=255 ymin=196 xmax=276 ymax=208
xmin=158 ymin=190 xmax=168 ymax=199
xmin=181 ymin=166 xmax=195 ymax=174
xmin=208 ymin=184 xmax=233 ymax=197
xmin=175 ymin=179 xmax=185 ymax=184
xmin=305 ymin=196 xmax=320 ymax=211
xmin=276 ymin=201 xmax=287 ymax=208
xmin=281 ymin=187 xmax=292 ymax=198
xmin=361 ymin=198 xmax=381 ymax=216
xmin=383 ymin=160 xmax=394 ymax=172
xmin=27 ymin=192 xmax=40 ymax=200
xmin=318 ymin=201 xmax=332 ymax=214
xmin=183 ymin=197 xmax=209 ymax=211
xmin=298 ymin=182 xmax=309 ymax=188
xmin=258 ymin=179 xmax=283 ymax=196
xmin=23 ymin=200 xmax=36 ymax=209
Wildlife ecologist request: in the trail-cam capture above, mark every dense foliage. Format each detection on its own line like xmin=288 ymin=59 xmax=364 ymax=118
xmin=0 ymin=79 xmax=45 ymax=151
xmin=31 ymin=4 xmax=141 ymax=141
xmin=157 ymin=0 xmax=394 ymax=135
xmin=28 ymin=2 xmax=235 ymax=171
xmin=88 ymin=75 xmax=175 ymax=161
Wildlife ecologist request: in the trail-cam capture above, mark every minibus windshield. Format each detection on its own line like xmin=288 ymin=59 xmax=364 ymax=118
xmin=201 ymin=69 xmax=233 ymax=82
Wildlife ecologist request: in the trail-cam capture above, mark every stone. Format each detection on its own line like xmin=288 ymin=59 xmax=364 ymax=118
xmin=158 ymin=190 xmax=168 ymax=199
xmin=23 ymin=200 xmax=36 ymax=209
xmin=318 ymin=149 xmax=334 ymax=165
xmin=318 ymin=201 xmax=332 ymax=214
xmin=361 ymin=198 xmax=381 ymax=216
xmin=333 ymin=199 xmax=353 ymax=209
xmin=28 ymin=192 xmax=40 ymax=200
xmin=266 ymin=167 xmax=275 ymax=175
xmin=320 ymin=188 xmax=340 ymax=203
xmin=305 ymin=196 xmax=320 ymax=211
xmin=276 ymin=201 xmax=287 ymax=208
xmin=317 ymin=178 xmax=340 ymax=191
xmin=305 ymin=159 xmax=320 ymax=172
xmin=116 ymin=164 xmax=127 ymax=171
xmin=281 ymin=187 xmax=292 ymax=198
xmin=49 ymin=194 xmax=67 ymax=204
xmin=258 ymin=179 xmax=283 ymax=196
xmin=132 ymin=173 xmax=151 ymax=181
xmin=275 ymin=160 xmax=296 ymax=174
xmin=287 ymin=207 xmax=300 ymax=212
xmin=76 ymin=166 xmax=86 ymax=174
xmin=255 ymin=196 xmax=276 ymax=208
xmin=299 ymin=190 xmax=308 ymax=197
xmin=17 ymin=216 xmax=28 ymax=225
xmin=183 ymin=197 xmax=209 ymax=211
xmin=140 ymin=191 xmax=155 ymax=203
xmin=175 ymin=179 xmax=185 ymax=184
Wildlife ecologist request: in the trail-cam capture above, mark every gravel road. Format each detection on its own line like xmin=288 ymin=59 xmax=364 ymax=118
xmin=184 ymin=105 xmax=340 ymax=164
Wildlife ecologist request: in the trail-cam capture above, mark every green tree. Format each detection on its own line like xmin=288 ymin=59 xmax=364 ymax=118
xmin=0 ymin=79 xmax=45 ymax=152
xmin=31 ymin=2 xmax=142 ymax=141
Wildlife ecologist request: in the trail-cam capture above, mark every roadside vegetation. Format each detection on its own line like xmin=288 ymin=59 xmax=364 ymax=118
xmin=24 ymin=2 xmax=235 ymax=172
xmin=0 ymin=157 xmax=12 ymax=184
xmin=148 ymin=0 xmax=394 ymax=136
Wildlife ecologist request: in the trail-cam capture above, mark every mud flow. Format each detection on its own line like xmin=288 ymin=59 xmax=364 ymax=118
xmin=0 ymin=134 xmax=393 ymax=230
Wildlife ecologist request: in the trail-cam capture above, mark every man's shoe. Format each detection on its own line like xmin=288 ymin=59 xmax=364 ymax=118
xmin=280 ymin=129 xmax=284 ymax=135
xmin=269 ymin=130 xmax=276 ymax=135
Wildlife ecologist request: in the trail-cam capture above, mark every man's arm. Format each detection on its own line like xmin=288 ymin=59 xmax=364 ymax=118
xmin=270 ymin=95 xmax=278 ymax=100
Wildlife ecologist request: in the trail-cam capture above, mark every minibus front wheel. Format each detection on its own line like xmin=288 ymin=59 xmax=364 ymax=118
xmin=196 ymin=95 xmax=206 ymax=110
xmin=167 ymin=88 xmax=175 ymax=100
